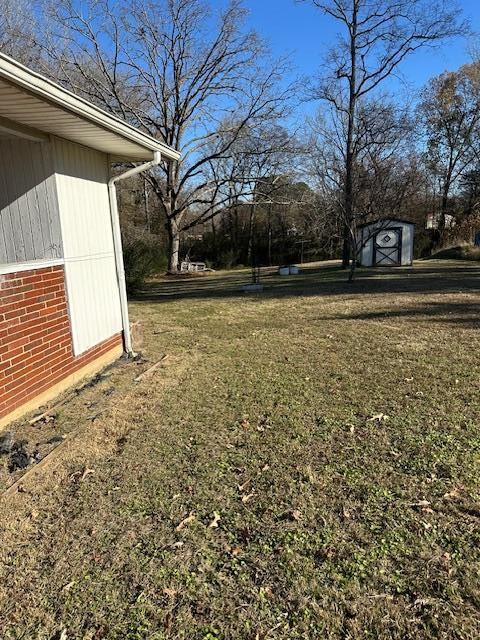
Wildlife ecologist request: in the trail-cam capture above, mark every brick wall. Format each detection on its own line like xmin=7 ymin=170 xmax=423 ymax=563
xmin=0 ymin=265 xmax=122 ymax=422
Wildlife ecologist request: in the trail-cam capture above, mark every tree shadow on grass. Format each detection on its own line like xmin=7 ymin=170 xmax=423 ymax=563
xmin=132 ymin=261 xmax=480 ymax=305
xmin=323 ymin=300 xmax=480 ymax=329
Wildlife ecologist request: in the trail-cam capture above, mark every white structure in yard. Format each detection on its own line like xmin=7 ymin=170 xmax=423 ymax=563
xmin=0 ymin=53 xmax=179 ymax=428
xmin=357 ymin=219 xmax=414 ymax=267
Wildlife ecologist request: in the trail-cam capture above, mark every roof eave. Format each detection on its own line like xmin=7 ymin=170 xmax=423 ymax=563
xmin=0 ymin=53 xmax=180 ymax=162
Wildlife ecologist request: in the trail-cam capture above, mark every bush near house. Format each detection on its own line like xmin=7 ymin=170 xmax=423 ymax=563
xmin=122 ymin=225 xmax=168 ymax=292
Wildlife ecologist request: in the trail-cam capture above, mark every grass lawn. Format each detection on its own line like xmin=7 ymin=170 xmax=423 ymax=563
xmin=1 ymin=260 xmax=480 ymax=639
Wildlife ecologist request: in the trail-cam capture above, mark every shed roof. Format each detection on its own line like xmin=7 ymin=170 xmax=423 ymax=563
xmin=0 ymin=53 xmax=180 ymax=162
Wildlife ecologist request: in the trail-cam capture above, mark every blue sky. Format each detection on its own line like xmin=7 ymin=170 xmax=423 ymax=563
xmin=213 ymin=0 xmax=480 ymax=116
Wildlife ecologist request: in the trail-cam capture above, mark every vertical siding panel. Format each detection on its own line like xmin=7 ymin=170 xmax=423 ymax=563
xmin=33 ymin=142 xmax=57 ymax=258
xmin=9 ymin=139 xmax=35 ymax=260
xmin=0 ymin=138 xmax=63 ymax=265
xmin=25 ymin=142 xmax=46 ymax=259
xmin=0 ymin=148 xmax=13 ymax=262
xmin=53 ymin=137 xmax=122 ymax=356
xmin=0 ymin=141 xmax=26 ymax=262
xmin=0 ymin=212 xmax=7 ymax=262
xmin=42 ymin=144 xmax=62 ymax=258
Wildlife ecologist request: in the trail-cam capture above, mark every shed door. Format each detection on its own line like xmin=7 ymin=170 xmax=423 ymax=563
xmin=373 ymin=228 xmax=401 ymax=265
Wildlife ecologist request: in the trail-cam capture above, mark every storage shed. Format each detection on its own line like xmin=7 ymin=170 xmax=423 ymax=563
xmin=0 ymin=53 xmax=179 ymax=428
xmin=357 ymin=219 xmax=414 ymax=267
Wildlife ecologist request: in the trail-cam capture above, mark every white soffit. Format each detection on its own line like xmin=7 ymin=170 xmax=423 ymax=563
xmin=0 ymin=53 xmax=180 ymax=162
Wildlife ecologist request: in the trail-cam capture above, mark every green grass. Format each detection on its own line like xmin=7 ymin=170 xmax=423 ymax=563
xmin=1 ymin=260 xmax=480 ymax=639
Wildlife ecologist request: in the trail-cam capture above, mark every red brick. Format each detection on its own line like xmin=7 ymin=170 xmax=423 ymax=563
xmin=0 ymin=265 xmax=122 ymax=422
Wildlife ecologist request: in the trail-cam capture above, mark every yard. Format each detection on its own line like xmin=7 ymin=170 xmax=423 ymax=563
xmin=1 ymin=260 xmax=480 ymax=640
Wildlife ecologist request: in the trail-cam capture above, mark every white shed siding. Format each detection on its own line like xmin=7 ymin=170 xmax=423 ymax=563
xmin=360 ymin=227 xmax=373 ymax=266
xmin=357 ymin=219 xmax=414 ymax=267
xmin=401 ymin=224 xmax=413 ymax=264
xmin=0 ymin=139 xmax=62 ymax=264
xmin=53 ymin=137 xmax=122 ymax=356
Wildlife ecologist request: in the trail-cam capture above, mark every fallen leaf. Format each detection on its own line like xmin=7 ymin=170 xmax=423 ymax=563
xmin=367 ymin=413 xmax=389 ymax=422
xmin=409 ymin=500 xmax=431 ymax=509
xmin=80 ymin=468 xmax=95 ymax=482
xmin=238 ymin=478 xmax=251 ymax=491
xmin=414 ymin=598 xmax=432 ymax=607
xmin=443 ymin=487 xmax=462 ymax=500
xmin=209 ymin=512 xmax=221 ymax=528
xmin=259 ymin=585 xmax=273 ymax=598
xmin=175 ymin=513 xmax=196 ymax=532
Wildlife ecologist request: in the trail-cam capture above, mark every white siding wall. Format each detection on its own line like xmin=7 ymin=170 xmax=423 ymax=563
xmin=53 ymin=137 xmax=122 ymax=356
xmin=0 ymin=139 xmax=62 ymax=264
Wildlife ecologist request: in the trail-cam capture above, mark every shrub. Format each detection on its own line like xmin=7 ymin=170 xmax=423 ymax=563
xmin=428 ymin=243 xmax=480 ymax=261
xmin=122 ymin=225 xmax=168 ymax=292
xmin=216 ymin=249 xmax=240 ymax=269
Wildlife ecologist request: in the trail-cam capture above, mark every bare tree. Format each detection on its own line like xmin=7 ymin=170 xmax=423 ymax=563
xmin=0 ymin=0 xmax=43 ymax=65
xmin=39 ymin=0 xmax=292 ymax=271
xmin=202 ymin=123 xmax=298 ymax=264
xmin=419 ymin=62 xmax=480 ymax=243
xmin=306 ymin=96 xmax=420 ymax=277
xmin=301 ymin=0 xmax=466 ymax=273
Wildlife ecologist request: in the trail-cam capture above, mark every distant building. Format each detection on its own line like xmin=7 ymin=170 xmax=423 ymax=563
xmin=426 ymin=212 xmax=455 ymax=229
xmin=357 ymin=219 xmax=415 ymax=267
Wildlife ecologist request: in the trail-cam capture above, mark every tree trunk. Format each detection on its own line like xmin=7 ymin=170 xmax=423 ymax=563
xmin=439 ymin=186 xmax=449 ymax=229
xmin=348 ymin=231 xmax=357 ymax=282
xmin=342 ymin=223 xmax=351 ymax=267
xmin=348 ymin=256 xmax=356 ymax=282
xmin=434 ymin=181 xmax=451 ymax=250
xmin=247 ymin=203 xmax=256 ymax=265
xmin=144 ymin=177 xmax=150 ymax=233
xmin=164 ymin=162 xmax=181 ymax=273
xmin=267 ymin=203 xmax=272 ymax=266
xmin=343 ymin=1 xmax=358 ymax=270
xmin=167 ymin=216 xmax=180 ymax=272
xmin=211 ymin=217 xmax=217 ymax=257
